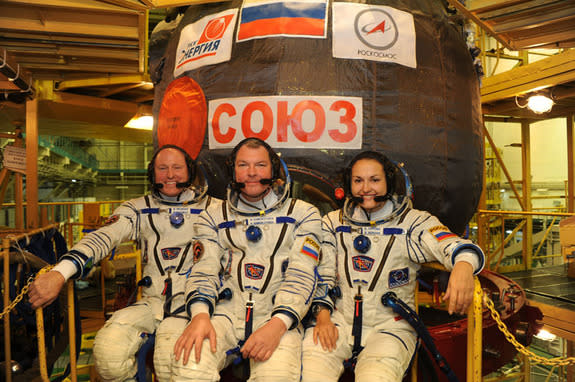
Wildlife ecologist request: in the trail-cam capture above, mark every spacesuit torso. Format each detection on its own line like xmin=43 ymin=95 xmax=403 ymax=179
xmin=186 ymin=190 xmax=322 ymax=333
xmin=60 ymin=188 xmax=216 ymax=320
xmin=317 ymin=196 xmax=484 ymax=341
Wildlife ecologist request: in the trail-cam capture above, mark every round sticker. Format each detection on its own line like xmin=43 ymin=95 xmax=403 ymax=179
xmin=158 ymin=77 xmax=207 ymax=159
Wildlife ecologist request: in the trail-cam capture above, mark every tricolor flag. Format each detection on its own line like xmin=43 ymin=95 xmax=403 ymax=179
xmin=300 ymin=237 xmax=320 ymax=262
xmin=430 ymin=225 xmax=457 ymax=242
xmin=237 ymin=0 xmax=328 ymax=42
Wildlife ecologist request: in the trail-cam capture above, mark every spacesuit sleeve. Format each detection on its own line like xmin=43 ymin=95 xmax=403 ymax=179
xmin=407 ymin=210 xmax=485 ymax=274
xmin=272 ymin=200 xmax=322 ymax=329
xmin=58 ymin=201 xmax=139 ymax=279
xmin=184 ymin=206 xmax=224 ymax=317
xmin=310 ymin=212 xmax=338 ymax=313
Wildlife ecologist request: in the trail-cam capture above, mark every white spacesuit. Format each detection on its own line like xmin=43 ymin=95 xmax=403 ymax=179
xmin=302 ymin=184 xmax=484 ymax=381
xmin=50 ymin=147 xmax=217 ymax=382
xmin=154 ymin=151 xmax=321 ymax=382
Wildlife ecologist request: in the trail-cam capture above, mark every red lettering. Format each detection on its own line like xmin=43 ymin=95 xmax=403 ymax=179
xmin=291 ymin=101 xmax=325 ymax=142
xmin=328 ymin=101 xmax=357 ymax=143
xmin=212 ymin=103 xmax=236 ymax=143
xmin=242 ymin=101 xmax=273 ymax=140
xmin=276 ymin=101 xmax=289 ymax=142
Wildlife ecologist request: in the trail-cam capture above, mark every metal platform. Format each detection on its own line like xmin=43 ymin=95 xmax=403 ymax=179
xmin=504 ymin=265 xmax=575 ymax=341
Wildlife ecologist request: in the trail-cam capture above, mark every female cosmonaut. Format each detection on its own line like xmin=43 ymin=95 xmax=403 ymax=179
xmin=154 ymin=138 xmax=321 ymax=381
xmin=301 ymin=151 xmax=484 ymax=382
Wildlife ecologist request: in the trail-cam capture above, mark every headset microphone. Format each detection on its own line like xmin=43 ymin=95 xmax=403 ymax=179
xmin=231 ymin=181 xmax=246 ymax=190
xmin=176 ymin=181 xmax=192 ymax=188
xmin=374 ymin=195 xmax=390 ymax=202
xmin=154 ymin=181 xmax=191 ymax=190
xmin=232 ymin=179 xmax=273 ymax=190
xmin=352 ymin=194 xmax=390 ymax=203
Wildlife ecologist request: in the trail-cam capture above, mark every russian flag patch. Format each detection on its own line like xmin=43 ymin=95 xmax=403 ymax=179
xmin=300 ymin=237 xmax=320 ymax=262
xmin=430 ymin=225 xmax=457 ymax=241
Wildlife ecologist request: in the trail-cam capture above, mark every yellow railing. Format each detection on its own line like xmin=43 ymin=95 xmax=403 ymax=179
xmin=1 ymin=210 xmax=140 ymax=382
xmin=476 ymin=209 xmax=575 ymax=272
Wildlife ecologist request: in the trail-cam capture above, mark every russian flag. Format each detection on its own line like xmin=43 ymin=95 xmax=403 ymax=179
xmin=238 ymin=0 xmax=327 ymax=41
xmin=434 ymin=231 xmax=457 ymax=241
xmin=301 ymin=238 xmax=320 ymax=262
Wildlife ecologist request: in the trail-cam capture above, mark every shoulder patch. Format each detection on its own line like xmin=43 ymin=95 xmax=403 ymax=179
xmin=300 ymin=237 xmax=320 ymax=262
xmin=104 ymin=214 xmax=120 ymax=226
xmin=193 ymin=240 xmax=204 ymax=263
xmin=430 ymin=225 xmax=457 ymax=241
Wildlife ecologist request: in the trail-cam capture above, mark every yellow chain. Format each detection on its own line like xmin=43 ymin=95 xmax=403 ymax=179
xmin=0 ymin=265 xmax=54 ymax=320
xmin=482 ymin=287 xmax=575 ymax=366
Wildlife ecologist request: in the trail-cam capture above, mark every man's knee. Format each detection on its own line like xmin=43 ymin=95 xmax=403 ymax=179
xmin=93 ymin=322 xmax=147 ymax=381
xmin=170 ymin=350 xmax=221 ymax=382
xmin=355 ymin=353 xmax=409 ymax=382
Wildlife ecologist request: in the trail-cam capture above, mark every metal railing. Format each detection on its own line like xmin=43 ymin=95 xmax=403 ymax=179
xmin=476 ymin=209 xmax=575 ymax=273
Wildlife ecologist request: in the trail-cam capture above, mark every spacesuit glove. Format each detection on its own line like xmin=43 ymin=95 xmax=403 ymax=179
xmin=174 ymin=313 xmax=217 ymax=365
xmin=241 ymin=316 xmax=286 ymax=362
xmin=29 ymin=271 xmax=66 ymax=309
xmin=313 ymin=309 xmax=338 ymax=351
xmin=442 ymin=261 xmax=475 ymax=315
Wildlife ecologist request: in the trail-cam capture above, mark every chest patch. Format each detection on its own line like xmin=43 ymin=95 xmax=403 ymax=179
xmin=352 ymin=255 xmax=374 ymax=272
xmin=388 ymin=268 xmax=409 ymax=288
xmin=161 ymin=247 xmax=181 ymax=260
xmin=245 ymin=263 xmax=265 ymax=280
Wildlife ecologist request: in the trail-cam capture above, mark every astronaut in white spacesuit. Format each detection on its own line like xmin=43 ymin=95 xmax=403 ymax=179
xmin=154 ymin=137 xmax=321 ymax=381
xmin=301 ymin=151 xmax=485 ymax=382
xmin=29 ymin=145 xmax=217 ymax=382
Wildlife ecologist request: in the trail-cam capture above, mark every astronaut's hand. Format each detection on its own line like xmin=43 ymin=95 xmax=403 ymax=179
xmin=174 ymin=313 xmax=216 ymax=365
xmin=442 ymin=261 xmax=475 ymax=315
xmin=313 ymin=309 xmax=338 ymax=351
xmin=241 ymin=316 xmax=286 ymax=362
xmin=28 ymin=271 xmax=65 ymax=309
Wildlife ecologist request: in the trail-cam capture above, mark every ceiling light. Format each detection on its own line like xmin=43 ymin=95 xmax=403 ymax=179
xmin=515 ymin=90 xmax=554 ymax=114
xmin=125 ymin=115 xmax=154 ymax=130
xmin=527 ymin=94 xmax=554 ymax=114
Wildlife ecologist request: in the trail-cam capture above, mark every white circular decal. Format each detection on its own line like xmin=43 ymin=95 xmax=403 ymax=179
xmin=354 ymin=9 xmax=399 ymax=50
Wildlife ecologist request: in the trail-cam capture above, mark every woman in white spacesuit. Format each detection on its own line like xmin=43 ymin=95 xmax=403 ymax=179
xmin=29 ymin=145 xmax=217 ymax=382
xmin=301 ymin=151 xmax=485 ymax=382
xmin=154 ymin=137 xmax=322 ymax=381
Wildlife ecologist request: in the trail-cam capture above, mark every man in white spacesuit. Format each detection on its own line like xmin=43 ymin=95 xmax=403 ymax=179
xmin=29 ymin=145 xmax=217 ymax=382
xmin=301 ymin=151 xmax=485 ymax=382
xmin=154 ymin=137 xmax=321 ymax=381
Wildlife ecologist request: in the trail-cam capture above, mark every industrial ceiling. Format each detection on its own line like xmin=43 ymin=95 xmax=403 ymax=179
xmin=0 ymin=0 xmax=574 ymax=144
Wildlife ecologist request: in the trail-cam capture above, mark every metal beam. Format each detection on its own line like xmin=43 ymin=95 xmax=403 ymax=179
xmin=445 ymin=0 xmax=514 ymax=50
xmin=521 ymin=121 xmax=532 ymax=270
xmin=481 ymin=49 xmax=575 ymax=103
xmin=56 ymin=74 xmax=150 ymax=91
xmin=568 ymin=115 xmax=575 ymax=212
xmin=151 ymin=0 xmax=230 ymax=7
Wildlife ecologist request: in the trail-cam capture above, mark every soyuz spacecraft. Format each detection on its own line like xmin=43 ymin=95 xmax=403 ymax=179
xmin=150 ymin=0 xmax=483 ymax=234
